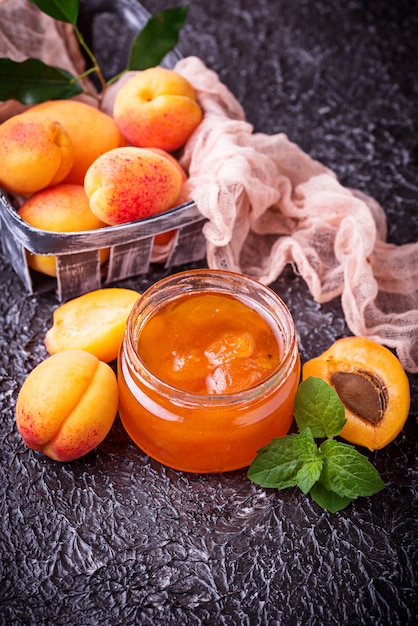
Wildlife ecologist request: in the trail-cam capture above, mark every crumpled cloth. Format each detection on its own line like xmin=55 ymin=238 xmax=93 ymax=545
xmin=175 ymin=56 xmax=418 ymax=373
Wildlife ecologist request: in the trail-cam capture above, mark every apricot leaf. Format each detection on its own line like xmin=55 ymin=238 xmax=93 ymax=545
xmin=0 ymin=58 xmax=83 ymax=104
xmin=0 ymin=2 xmax=189 ymax=107
xmin=294 ymin=376 xmax=346 ymax=438
xmin=309 ymin=482 xmax=352 ymax=513
xmin=128 ymin=6 xmax=188 ymax=70
xmin=319 ymin=439 xmax=385 ymax=499
xmin=28 ymin=0 xmax=79 ymax=24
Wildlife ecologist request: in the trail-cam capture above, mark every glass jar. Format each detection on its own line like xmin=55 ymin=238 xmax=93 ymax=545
xmin=117 ymin=269 xmax=300 ymax=473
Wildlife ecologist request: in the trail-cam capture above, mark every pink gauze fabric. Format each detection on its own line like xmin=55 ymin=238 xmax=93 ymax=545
xmin=175 ymin=56 xmax=418 ymax=373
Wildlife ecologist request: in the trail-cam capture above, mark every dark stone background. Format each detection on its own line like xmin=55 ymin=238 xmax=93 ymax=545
xmin=0 ymin=1 xmax=417 ymax=624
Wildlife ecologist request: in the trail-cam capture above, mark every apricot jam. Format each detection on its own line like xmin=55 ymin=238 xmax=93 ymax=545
xmin=117 ymin=269 xmax=300 ymax=473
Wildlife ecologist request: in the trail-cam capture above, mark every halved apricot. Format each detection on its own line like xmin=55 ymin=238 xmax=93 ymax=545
xmin=302 ymin=336 xmax=410 ymax=450
xmin=45 ymin=287 xmax=140 ymax=363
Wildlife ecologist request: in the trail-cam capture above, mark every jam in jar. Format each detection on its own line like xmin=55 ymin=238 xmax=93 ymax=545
xmin=118 ymin=269 xmax=300 ymax=473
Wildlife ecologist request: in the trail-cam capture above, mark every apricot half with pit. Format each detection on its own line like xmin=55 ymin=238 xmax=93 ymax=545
xmin=302 ymin=336 xmax=410 ymax=450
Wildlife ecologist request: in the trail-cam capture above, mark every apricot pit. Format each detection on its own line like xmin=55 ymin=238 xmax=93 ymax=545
xmin=330 ymin=370 xmax=387 ymax=425
xmin=302 ymin=336 xmax=410 ymax=450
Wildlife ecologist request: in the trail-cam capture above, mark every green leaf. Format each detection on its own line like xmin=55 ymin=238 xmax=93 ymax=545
xmin=294 ymin=376 xmax=346 ymax=438
xmin=0 ymin=58 xmax=83 ymax=104
xmin=295 ymin=428 xmax=323 ymax=494
xmin=28 ymin=0 xmax=79 ymax=24
xmin=319 ymin=439 xmax=385 ymax=499
xmin=309 ymin=481 xmax=353 ymax=513
xmin=128 ymin=6 xmax=188 ymax=71
xmin=247 ymin=377 xmax=384 ymax=513
xmin=247 ymin=434 xmax=302 ymax=489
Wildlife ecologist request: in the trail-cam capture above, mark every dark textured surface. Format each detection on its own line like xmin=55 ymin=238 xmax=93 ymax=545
xmin=1 ymin=1 xmax=417 ymax=625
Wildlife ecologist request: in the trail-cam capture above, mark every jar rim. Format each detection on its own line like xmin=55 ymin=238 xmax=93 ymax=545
xmin=123 ymin=269 xmax=299 ymax=406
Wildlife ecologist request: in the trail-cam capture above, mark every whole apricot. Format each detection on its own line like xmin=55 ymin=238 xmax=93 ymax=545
xmin=146 ymin=148 xmax=188 ymax=246
xmin=84 ymin=146 xmax=183 ymax=225
xmin=16 ymin=350 xmax=119 ymax=462
xmin=0 ymin=112 xmax=74 ymax=195
xmin=302 ymin=336 xmax=411 ymax=450
xmin=146 ymin=147 xmax=188 ymax=183
xmin=45 ymin=287 xmax=141 ymax=362
xmin=113 ymin=67 xmax=203 ymax=152
xmin=17 ymin=183 xmax=110 ymax=277
xmin=29 ymin=99 xmax=126 ymax=185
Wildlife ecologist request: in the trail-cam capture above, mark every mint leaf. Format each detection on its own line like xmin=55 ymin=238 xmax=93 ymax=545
xmin=294 ymin=376 xmax=346 ymax=438
xmin=128 ymin=6 xmax=188 ymax=71
xmin=295 ymin=428 xmax=323 ymax=493
xmin=248 ymin=429 xmax=323 ymax=494
xmin=28 ymin=0 xmax=79 ymax=24
xmin=247 ymin=434 xmax=302 ymax=489
xmin=319 ymin=439 xmax=385 ymax=499
xmin=309 ymin=481 xmax=353 ymax=513
xmin=0 ymin=58 xmax=83 ymax=104
xmin=247 ymin=377 xmax=384 ymax=513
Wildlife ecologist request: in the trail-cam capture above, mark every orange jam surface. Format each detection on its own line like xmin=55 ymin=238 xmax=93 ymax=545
xmin=137 ymin=293 xmax=282 ymax=394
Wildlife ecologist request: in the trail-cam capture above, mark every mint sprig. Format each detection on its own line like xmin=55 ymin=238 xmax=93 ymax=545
xmin=248 ymin=377 xmax=385 ymax=513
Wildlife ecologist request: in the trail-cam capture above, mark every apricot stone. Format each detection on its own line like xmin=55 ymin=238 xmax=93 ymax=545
xmin=16 ymin=350 xmax=119 ymax=462
xmin=84 ymin=146 xmax=183 ymax=225
xmin=29 ymin=99 xmax=126 ymax=185
xmin=45 ymin=288 xmax=141 ymax=362
xmin=302 ymin=336 xmax=411 ymax=450
xmin=17 ymin=183 xmax=109 ymax=277
xmin=0 ymin=112 xmax=74 ymax=195
xmin=113 ymin=67 xmax=203 ymax=152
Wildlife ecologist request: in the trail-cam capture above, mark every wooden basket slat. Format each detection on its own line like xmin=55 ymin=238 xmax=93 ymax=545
xmin=105 ymin=238 xmax=153 ymax=283
xmin=56 ymin=251 xmax=102 ymax=301
xmin=166 ymin=219 xmax=208 ymax=268
xmin=0 ymin=208 xmax=33 ymax=291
